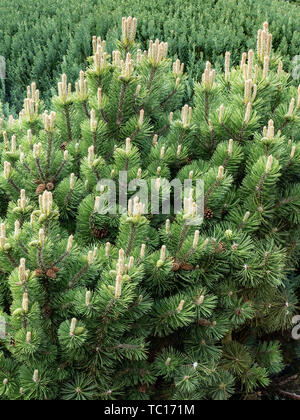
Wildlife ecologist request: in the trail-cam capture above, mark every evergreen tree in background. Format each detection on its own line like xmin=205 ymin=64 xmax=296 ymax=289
xmin=2 ymin=0 xmax=300 ymax=112
xmin=0 ymin=18 xmax=299 ymax=400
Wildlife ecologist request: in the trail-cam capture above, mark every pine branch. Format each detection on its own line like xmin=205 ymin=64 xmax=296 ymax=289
xmin=160 ymin=88 xmax=177 ymax=108
xmin=126 ymin=224 xmax=137 ymax=256
xmin=46 ymin=132 xmax=53 ymax=179
xmin=116 ymin=82 xmax=128 ymax=126
xmin=51 ymin=159 xmax=67 ymax=183
xmin=157 ymin=123 xmax=170 ymax=136
xmin=278 ymin=390 xmax=300 ymax=400
xmin=177 ymin=223 xmax=189 ymax=254
xmin=68 ymin=264 xmax=89 ymax=289
xmin=204 ymin=91 xmax=210 ymax=123
xmin=53 ymin=250 xmax=70 ymax=266
xmin=7 ymin=178 xmax=21 ymax=193
xmin=147 ymin=67 xmax=157 ymax=91
xmin=82 ymin=100 xmax=90 ymax=119
xmin=64 ymin=103 xmax=73 ymax=142
xmin=22 ymin=162 xmax=35 ymax=177
xmin=5 ymin=250 xmax=18 ymax=267
xmin=92 ymin=132 xmax=98 ymax=155
xmin=204 ymin=179 xmax=221 ymax=204
xmin=100 ymin=109 xmax=108 ymax=123
xmin=35 ymin=158 xmax=45 ymax=182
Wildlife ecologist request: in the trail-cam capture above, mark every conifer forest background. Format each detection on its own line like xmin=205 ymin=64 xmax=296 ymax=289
xmin=0 ymin=0 xmax=299 ymax=401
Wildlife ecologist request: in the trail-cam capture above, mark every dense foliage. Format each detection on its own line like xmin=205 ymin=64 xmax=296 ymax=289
xmin=2 ymin=0 xmax=300 ymax=112
xmin=0 ymin=18 xmax=299 ymax=400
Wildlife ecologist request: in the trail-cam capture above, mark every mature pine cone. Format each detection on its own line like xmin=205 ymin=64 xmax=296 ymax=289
xmin=172 ymin=258 xmax=195 ymax=271
xmin=138 ymin=385 xmax=147 ymax=394
xmin=46 ymin=182 xmax=54 ymax=191
xmin=216 ymin=242 xmax=226 ymax=253
xmin=181 ymin=262 xmax=194 ymax=271
xmin=60 ymin=141 xmax=67 ymax=150
xmin=172 ymin=260 xmax=181 ymax=271
xmin=92 ymin=227 xmax=108 ymax=239
xmin=234 ymin=308 xmax=243 ymax=317
xmin=36 ymin=184 xmax=46 ymax=195
xmin=42 ymin=305 xmax=52 ymax=318
xmin=197 ymin=319 xmax=214 ymax=327
xmin=34 ymin=269 xmax=44 ymax=277
xmin=204 ymin=207 xmax=214 ymax=219
xmin=46 ymin=269 xmax=57 ymax=279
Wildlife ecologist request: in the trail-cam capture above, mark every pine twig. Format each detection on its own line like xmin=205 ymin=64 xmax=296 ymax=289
xmin=68 ymin=264 xmax=89 ymax=289
xmin=35 ymin=158 xmax=45 ymax=182
xmin=64 ymin=104 xmax=73 ymax=143
xmin=278 ymin=390 xmax=300 ymax=400
xmin=7 ymin=178 xmax=21 ymax=193
xmin=116 ymin=82 xmax=128 ymax=126
xmin=51 ymin=159 xmax=67 ymax=183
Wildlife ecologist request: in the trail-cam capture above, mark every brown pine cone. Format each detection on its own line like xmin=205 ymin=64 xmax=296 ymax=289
xmin=181 ymin=262 xmax=194 ymax=271
xmin=46 ymin=182 xmax=54 ymax=191
xmin=46 ymin=269 xmax=57 ymax=279
xmin=172 ymin=260 xmax=181 ymax=271
xmin=42 ymin=305 xmax=52 ymax=318
xmin=234 ymin=308 xmax=243 ymax=317
xmin=215 ymin=242 xmax=226 ymax=253
xmin=36 ymin=184 xmax=46 ymax=195
xmin=221 ymin=204 xmax=228 ymax=215
xmin=204 ymin=207 xmax=214 ymax=219
xmin=138 ymin=385 xmax=147 ymax=394
xmin=60 ymin=141 xmax=67 ymax=150
xmin=92 ymin=228 xmax=108 ymax=239
xmin=197 ymin=319 xmax=213 ymax=327
xmin=34 ymin=269 xmax=44 ymax=277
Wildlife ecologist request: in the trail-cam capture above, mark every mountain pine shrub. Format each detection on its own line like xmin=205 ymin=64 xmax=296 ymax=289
xmin=0 ymin=18 xmax=299 ymax=400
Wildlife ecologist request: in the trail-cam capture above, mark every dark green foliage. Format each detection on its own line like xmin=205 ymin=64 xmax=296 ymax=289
xmin=2 ymin=0 xmax=300 ymax=112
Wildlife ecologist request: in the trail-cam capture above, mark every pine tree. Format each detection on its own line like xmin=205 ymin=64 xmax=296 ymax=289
xmin=0 ymin=19 xmax=299 ymax=400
